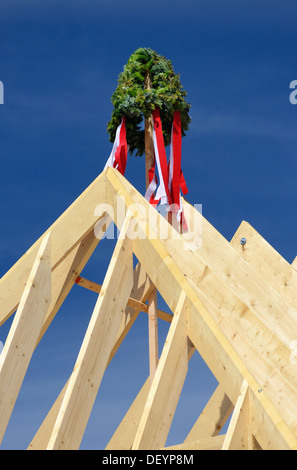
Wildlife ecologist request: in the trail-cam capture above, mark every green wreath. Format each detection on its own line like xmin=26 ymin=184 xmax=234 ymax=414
xmin=107 ymin=47 xmax=191 ymax=156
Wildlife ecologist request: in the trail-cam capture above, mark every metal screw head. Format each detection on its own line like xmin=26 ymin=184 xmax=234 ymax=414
xmin=240 ymin=237 xmax=247 ymax=246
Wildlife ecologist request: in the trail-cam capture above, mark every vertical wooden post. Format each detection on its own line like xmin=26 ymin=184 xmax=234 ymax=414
xmin=144 ymin=71 xmax=159 ymax=381
xmin=144 ymin=72 xmax=155 ymax=189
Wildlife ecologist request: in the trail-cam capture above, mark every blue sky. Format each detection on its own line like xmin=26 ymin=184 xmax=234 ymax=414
xmin=1 ymin=0 xmax=297 ymax=450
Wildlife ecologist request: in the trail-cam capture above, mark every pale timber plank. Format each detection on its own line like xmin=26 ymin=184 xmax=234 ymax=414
xmin=148 ymin=287 xmax=158 ymax=381
xmin=181 ymin=198 xmax=297 ymax=348
xmin=0 ymin=171 xmax=107 ymax=325
xmin=105 ymin=168 xmax=297 ymax=450
xmin=29 ymin=219 xmax=110 ymax=447
xmin=184 ymin=383 xmax=233 ymax=441
xmin=37 ymin=225 xmax=105 ymax=346
xmin=132 ymin=292 xmax=188 ymax=450
xmin=75 ymin=275 xmax=172 ymax=323
xmin=163 ymin=434 xmax=225 ymax=451
xmin=0 ymin=233 xmax=52 ymax=444
xmin=46 ymin=219 xmax=134 ymax=450
xmin=29 ymin=261 xmax=152 ymax=450
xmin=222 ymin=380 xmax=252 ymax=450
xmin=230 ymin=220 xmax=297 ymax=309
xmin=106 ymin=378 xmax=151 ymax=451
xmin=76 ymin=275 xmax=147 ymax=311
xmin=106 ymin=340 xmax=196 ymax=450
xmin=179 ymin=198 xmax=297 ymax=434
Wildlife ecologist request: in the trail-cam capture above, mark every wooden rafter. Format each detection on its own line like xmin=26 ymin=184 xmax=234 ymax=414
xmin=163 ymin=435 xmax=225 ymax=451
xmin=0 ymin=233 xmax=52 ymax=443
xmin=222 ymin=380 xmax=253 ymax=450
xmin=230 ymin=220 xmax=297 ymax=310
xmin=28 ymin=262 xmax=153 ymax=450
xmin=184 ymin=383 xmax=233 ymax=442
xmin=46 ymin=216 xmax=134 ymax=450
xmin=132 ymin=292 xmax=188 ymax=450
xmin=0 ymin=172 xmax=107 ymax=325
xmin=106 ymin=341 xmax=196 ymax=450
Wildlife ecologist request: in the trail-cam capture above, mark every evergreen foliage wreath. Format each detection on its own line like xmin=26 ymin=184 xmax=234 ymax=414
xmin=107 ymin=48 xmax=191 ymax=156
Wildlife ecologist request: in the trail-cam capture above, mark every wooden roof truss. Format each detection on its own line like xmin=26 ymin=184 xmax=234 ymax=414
xmin=0 ymin=167 xmax=297 ymax=450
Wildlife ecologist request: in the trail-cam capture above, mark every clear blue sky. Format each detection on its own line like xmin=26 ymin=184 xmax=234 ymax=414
xmin=1 ymin=0 xmax=297 ymax=450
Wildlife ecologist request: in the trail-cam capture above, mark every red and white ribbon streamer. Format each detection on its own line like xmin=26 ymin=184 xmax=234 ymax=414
xmin=145 ymin=108 xmax=172 ymax=208
xmin=144 ymin=154 xmax=159 ymax=206
xmin=168 ymin=111 xmax=188 ymax=229
xmin=104 ymin=117 xmax=128 ymax=175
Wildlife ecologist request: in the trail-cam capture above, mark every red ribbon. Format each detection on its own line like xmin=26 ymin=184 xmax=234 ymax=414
xmin=169 ymin=111 xmax=188 ymax=231
xmin=104 ymin=117 xmax=128 ymax=176
xmin=114 ymin=116 xmax=128 ymax=175
xmin=152 ymin=108 xmax=172 ymax=206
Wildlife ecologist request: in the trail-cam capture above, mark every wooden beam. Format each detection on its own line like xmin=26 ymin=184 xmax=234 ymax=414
xmin=184 ymin=383 xmax=233 ymax=442
xmin=36 ymin=223 xmax=106 ymax=346
xmin=106 ymin=339 xmax=196 ymax=450
xmin=179 ymin=198 xmax=297 ymax=432
xmin=0 ymin=233 xmax=52 ymax=444
xmin=222 ymin=380 xmax=252 ymax=450
xmin=28 ymin=219 xmax=110 ymax=447
xmin=144 ymin=73 xmax=159 ymax=382
xmin=28 ymin=261 xmax=152 ymax=450
xmin=163 ymin=435 xmax=225 ymax=451
xmin=132 ymin=292 xmax=188 ymax=450
xmin=75 ymin=275 xmax=147 ymax=311
xmin=75 ymin=275 xmax=172 ymax=324
xmin=230 ymin=220 xmax=297 ymax=310
xmin=182 ymin=198 xmax=297 ymax=347
xmin=148 ymin=288 xmax=158 ymax=381
xmin=106 ymin=378 xmax=151 ymax=450
xmin=105 ymin=167 xmax=297 ymax=450
xmin=0 ymin=171 xmax=107 ymax=326
xmin=46 ymin=218 xmax=134 ymax=450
